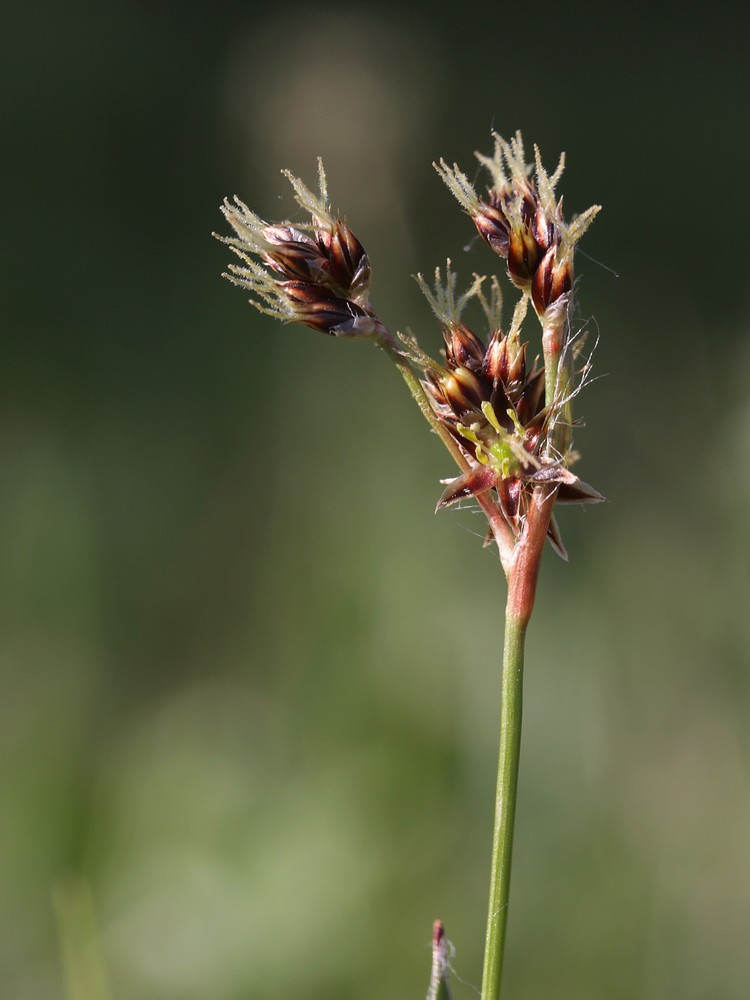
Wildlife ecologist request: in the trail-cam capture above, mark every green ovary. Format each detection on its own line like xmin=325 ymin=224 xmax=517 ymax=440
xmin=457 ymin=422 xmax=522 ymax=480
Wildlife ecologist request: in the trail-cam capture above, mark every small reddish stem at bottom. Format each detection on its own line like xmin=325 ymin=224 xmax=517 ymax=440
xmin=428 ymin=920 xmax=453 ymax=1000
xmin=506 ymin=485 xmax=558 ymax=622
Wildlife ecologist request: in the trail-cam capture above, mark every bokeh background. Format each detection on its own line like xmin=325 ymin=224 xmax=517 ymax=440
xmin=4 ymin=2 xmax=750 ymax=998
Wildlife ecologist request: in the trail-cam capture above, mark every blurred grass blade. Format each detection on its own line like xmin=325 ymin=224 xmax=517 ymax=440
xmin=427 ymin=920 xmax=453 ymax=1000
xmin=52 ymin=874 xmax=113 ymax=1000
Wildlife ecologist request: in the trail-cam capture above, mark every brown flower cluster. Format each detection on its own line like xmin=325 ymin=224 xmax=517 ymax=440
xmin=217 ymin=134 xmax=602 ymax=558
xmin=217 ymin=162 xmax=382 ymax=338
xmin=416 ymin=266 xmax=602 ymax=557
xmin=436 ymin=132 xmax=599 ymax=325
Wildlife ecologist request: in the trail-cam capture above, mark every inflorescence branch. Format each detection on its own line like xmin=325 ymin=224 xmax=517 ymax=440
xmin=216 ymin=132 xmax=603 ymax=576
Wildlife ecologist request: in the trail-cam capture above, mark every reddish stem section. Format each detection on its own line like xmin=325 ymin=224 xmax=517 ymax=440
xmin=506 ymin=485 xmax=557 ymax=622
xmin=542 ymin=323 xmax=563 ymax=359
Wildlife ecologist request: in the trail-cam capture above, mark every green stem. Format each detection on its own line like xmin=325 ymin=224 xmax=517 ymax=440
xmin=480 ymin=607 xmax=526 ymax=1000
xmin=480 ymin=486 xmax=554 ymax=1000
xmin=540 ymin=302 xmax=573 ymax=458
xmin=379 ymin=335 xmax=469 ymax=468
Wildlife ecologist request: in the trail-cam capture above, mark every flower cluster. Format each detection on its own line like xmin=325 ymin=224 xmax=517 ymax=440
xmin=435 ymin=131 xmax=600 ymax=324
xmin=217 ymin=161 xmax=382 ymax=338
xmin=217 ymin=133 xmax=603 ymax=559
xmin=416 ymin=265 xmax=602 ymax=557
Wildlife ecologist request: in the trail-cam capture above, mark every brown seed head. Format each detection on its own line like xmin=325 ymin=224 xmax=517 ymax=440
xmin=437 ymin=133 xmax=600 ymax=327
xmin=474 ymin=189 xmax=556 ymax=296
xmin=217 ymin=163 xmax=385 ymax=340
xmin=532 ymin=205 xmax=555 ymax=251
xmin=438 ymin=364 xmax=490 ymax=419
xmin=473 ymin=200 xmax=511 ymax=256
xmin=507 ymin=226 xmax=544 ymax=289
xmin=531 ymin=246 xmax=572 ymax=314
xmin=262 ymin=219 xmax=372 ymax=306
xmin=263 ymin=226 xmax=327 ymax=282
xmin=483 ymin=329 xmax=526 ymax=387
xmin=515 ymin=366 xmax=545 ymax=426
xmin=443 ymin=322 xmax=486 ymax=372
xmin=318 ymin=220 xmax=371 ymax=305
xmin=283 ymin=281 xmax=376 ymax=337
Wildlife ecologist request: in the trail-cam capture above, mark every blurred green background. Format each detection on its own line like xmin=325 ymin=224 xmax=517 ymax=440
xmin=3 ymin=2 xmax=750 ymax=998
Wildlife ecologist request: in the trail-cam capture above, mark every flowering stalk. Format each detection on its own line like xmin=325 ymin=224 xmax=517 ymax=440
xmin=216 ymin=132 xmax=602 ymax=999
xmin=432 ymin=133 xmax=602 ymax=1000
xmin=481 ymin=487 xmax=551 ymax=1000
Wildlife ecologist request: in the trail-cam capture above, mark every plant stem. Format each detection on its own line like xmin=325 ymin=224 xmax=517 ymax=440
xmin=540 ymin=304 xmax=573 ymax=459
xmin=480 ymin=486 xmax=555 ymax=1000
xmin=480 ymin=606 xmax=526 ymax=1000
xmin=377 ymin=321 xmax=558 ymax=999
